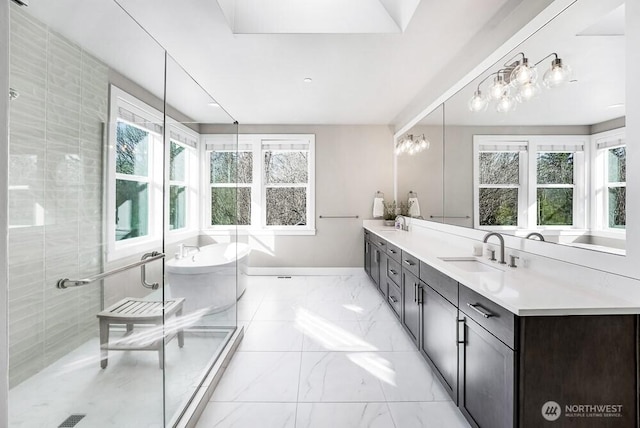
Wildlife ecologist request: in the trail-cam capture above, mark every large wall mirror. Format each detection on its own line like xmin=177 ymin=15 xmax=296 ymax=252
xmin=398 ymin=0 xmax=627 ymax=256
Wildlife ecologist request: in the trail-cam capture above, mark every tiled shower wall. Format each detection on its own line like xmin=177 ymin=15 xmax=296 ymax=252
xmin=8 ymin=7 xmax=106 ymax=387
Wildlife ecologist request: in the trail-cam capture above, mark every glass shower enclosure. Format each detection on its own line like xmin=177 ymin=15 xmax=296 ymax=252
xmin=7 ymin=1 xmax=239 ymax=426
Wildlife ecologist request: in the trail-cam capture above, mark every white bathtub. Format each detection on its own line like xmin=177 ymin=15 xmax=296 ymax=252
xmin=166 ymin=243 xmax=250 ymax=314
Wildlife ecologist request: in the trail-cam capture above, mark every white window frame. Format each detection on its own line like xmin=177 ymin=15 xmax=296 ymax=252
xmin=107 ymin=86 xmax=164 ymax=260
xmin=202 ymin=133 xmax=316 ymax=236
xmin=107 ymin=85 xmax=200 ymax=261
xmin=165 ymin=118 xmax=200 ymax=241
xmin=591 ymin=128 xmax=626 ymax=236
xmin=473 ymin=135 xmax=587 ymax=232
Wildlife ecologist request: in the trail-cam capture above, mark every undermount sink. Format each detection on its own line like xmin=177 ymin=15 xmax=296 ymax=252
xmin=438 ymin=257 xmax=502 ymax=273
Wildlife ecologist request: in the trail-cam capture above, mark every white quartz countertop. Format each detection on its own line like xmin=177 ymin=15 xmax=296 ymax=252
xmin=364 ymin=223 xmax=640 ymax=316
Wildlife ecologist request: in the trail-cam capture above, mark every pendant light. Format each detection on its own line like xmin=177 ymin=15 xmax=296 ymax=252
xmin=496 ymin=94 xmax=517 ymax=113
xmin=489 ymin=73 xmax=509 ymax=100
xmin=468 ymin=89 xmax=488 ymax=112
xmin=509 ymin=54 xmax=538 ymax=87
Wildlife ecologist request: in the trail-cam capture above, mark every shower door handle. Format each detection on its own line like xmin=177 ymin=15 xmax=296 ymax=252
xmin=141 ymin=252 xmax=161 ymax=290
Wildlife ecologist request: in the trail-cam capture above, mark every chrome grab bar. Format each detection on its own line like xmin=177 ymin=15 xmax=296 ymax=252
xmin=57 ymin=252 xmax=165 ymax=289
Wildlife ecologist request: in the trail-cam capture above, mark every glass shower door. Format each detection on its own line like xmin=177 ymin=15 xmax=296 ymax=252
xmin=7 ymin=1 xmax=169 ymax=426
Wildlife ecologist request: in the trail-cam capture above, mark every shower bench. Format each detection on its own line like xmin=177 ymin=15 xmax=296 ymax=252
xmin=97 ymin=297 xmax=185 ymax=369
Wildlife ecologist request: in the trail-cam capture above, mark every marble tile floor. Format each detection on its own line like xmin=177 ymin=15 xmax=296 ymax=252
xmin=196 ymin=273 xmax=471 ymax=428
xmin=9 ymin=329 xmax=231 ymax=428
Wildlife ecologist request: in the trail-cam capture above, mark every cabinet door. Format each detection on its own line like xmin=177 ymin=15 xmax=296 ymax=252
xmin=421 ymin=285 xmax=458 ymax=402
xmin=370 ymin=247 xmax=380 ymax=286
xmin=379 ymin=252 xmax=389 ymax=297
xmin=364 ymin=239 xmax=371 ymax=278
xmin=402 ymin=270 xmax=421 ymax=344
xmin=459 ymin=316 xmax=515 ymax=428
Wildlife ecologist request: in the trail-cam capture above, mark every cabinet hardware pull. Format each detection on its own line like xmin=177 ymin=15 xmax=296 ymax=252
xmin=417 ymin=285 xmax=423 ymax=304
xmin=389 ymin=269 xmax=397 ymax=275
xmin=376 ymin=250 xmax=380 ymax=263
xmin=378 ymin=242 xmax=385 ymax=246
xmin=389 ymin=249 xmax=396 ymax=254
xmin=413 ymin=283 xmax=417 ymax=302
xmin=467 ymin=303 xmax=493 ymax=318
xmin=389 ymin=296 xmax=398 ymax=303
xmin=457 ymin=319 xmax=466 ymax=344
xmin=404 ymin=260 xmax=415 ymax=266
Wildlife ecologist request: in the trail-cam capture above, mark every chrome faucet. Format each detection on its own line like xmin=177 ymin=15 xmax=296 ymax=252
xmin=395 ymin=215 xmax=408 ymax=231
xmin=525 ymin=232 xmax=545 ymax=241
xmin=180 ymin=245 xmax=200 ymax=258
xmin=483 ymin=232 xmax=506 ymax=264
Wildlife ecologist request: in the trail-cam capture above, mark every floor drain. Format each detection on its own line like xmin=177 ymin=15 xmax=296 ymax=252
xmin=58 ymin=414 xmax=86 ymax=427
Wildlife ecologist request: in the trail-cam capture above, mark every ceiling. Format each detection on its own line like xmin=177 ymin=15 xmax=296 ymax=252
xmin=22 ymin=0 xmax=552 ymax=126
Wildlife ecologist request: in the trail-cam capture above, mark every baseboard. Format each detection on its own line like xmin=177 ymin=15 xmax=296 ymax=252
xmin=246 ymin=267 xmax=364 ymax=276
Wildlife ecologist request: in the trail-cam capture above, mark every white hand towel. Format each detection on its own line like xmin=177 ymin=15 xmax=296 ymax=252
xmin=408 ymin=197 xmax=421 ymax=218
xmin=373 ymin=197 xmax=385 ymax=218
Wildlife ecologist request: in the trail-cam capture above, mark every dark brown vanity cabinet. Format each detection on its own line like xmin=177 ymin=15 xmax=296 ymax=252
xmin=364 ymin=235 xmax=372 ymax=279
xmin=458 ymin=285 xmax=517 ymax=428
xmin=401 ymin=269 xmax=422 ymax=344
xmin=421 ymin=284 xmax=458 ymax=402
xmin=378 ymin=251 xmax=389 ymax=298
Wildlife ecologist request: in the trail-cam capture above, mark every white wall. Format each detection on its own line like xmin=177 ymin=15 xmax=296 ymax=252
xmin=201 ymin=124 xmax=395 ymax=268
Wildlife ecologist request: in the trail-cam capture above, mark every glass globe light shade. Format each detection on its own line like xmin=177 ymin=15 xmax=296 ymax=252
xmin=419 ymin=136 xmax=430 ymax=150
xmin=394 ymin=142 xmax=403 ymax=155
xmin=543 ymin=58 xmax=572 ymax=88
xmin=467 ymin=90 xmax=488 ymax=112
xmin=496 ymin=94 xmax=517 ymax=113
xmin=489 ymin=75 xmax=509 ymax=100
xmin=516 ymin=81 xmax=540 ymax=103
xmin=510 ymin=58 xmax=538 ymax=87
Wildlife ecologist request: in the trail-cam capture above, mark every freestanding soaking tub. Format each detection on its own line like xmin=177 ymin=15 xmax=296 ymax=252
xmin=166 ymin=243 xmax=250 ymax=314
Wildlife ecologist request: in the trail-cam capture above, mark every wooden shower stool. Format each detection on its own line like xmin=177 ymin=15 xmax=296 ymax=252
xmin=97 ymin=297 xmax=185 ymax=369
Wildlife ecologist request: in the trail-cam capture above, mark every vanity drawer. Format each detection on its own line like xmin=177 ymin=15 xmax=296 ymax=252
xmin=387 ymin=258 xmax=401 ymax=286
xmin=459 ymin=285 xmax=517 ymax=350
xmin=387 ymin=279 xmax=402 ymax=318
xmin=372 ymin=236 xmax=387 ymax=251
xmin=386 ymin=242 xmax=401 ymax=262
xmin=401 ymin=251 xmax=420 ymax=278
xmin=420 ymin=261 xmax=458 ymax=306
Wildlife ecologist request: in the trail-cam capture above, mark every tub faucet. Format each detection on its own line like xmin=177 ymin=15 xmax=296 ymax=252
xmin=525 ymin=232 xmax=545 ymax=241
xmin=181 ymin=245 xmax=200 ymax=258
xmin=483 ymin=232 xmax=506 ymax=264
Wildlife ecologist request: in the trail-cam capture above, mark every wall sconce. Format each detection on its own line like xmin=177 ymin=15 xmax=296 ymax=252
xmin=395 ymin=134 xmax=430 ymax=156
xmin=468 ymin=52 xmax=572 ymax=113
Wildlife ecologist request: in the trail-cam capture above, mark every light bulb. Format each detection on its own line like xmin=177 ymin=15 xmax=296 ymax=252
xmin=510 ymin=58 xmax=538 ymax=87
xmin=489 ymin=75 xmax=509 ymax=100
xmin=543 ymin=58 xmax=572 ymax=88
xmin=419 ymin=137 xmax=430 ymax=150
xmin=496 ymin=95 xmax=517 ymax=113
xmin=516 ymin=80 xmax=540 ymax=102
xmin=468 ymin=90 xmax=488 ymax=112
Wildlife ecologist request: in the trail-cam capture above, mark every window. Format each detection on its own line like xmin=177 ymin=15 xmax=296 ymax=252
xmin=203 ymin=134 xmax=315 ymax=234
xmin=473 ymin=136 xmax=585 ymax=231
xmin=536 ymin=152 xmax=575 ymax=226
xmin=593 ymin=129 xmax=626 ymax=232
xmin=108 ymin=86 xmax=199 ymax=259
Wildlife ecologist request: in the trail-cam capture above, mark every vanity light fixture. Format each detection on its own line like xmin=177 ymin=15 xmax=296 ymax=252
xmin=395 ymin=134 xmax=431 ymax=156
xmin=468 ymin=52 xmax=571 ymax=113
